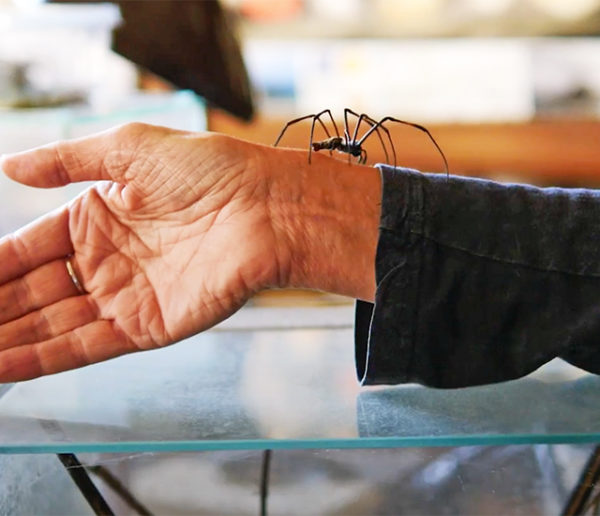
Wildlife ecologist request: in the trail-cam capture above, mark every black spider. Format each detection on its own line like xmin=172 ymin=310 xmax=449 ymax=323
xmin=274 ymin=108 xmax=449 ymax=176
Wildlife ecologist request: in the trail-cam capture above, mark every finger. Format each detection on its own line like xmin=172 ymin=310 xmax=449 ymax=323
xmin=0 ymin=123 xmax=145 ymax=188
xmin=0 ymin=257 xmax=83 ymax=325
xmin=0 ymin=208 xmax=72 ymax=285
xmin=0 ymin=296 xmax=97 ymax=351
xmin=0 ymin=320 xmax=138 ymax=382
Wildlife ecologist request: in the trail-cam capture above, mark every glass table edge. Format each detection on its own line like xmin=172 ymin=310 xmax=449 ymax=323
xmin=1 ymin=433 xmax=599 ymax=455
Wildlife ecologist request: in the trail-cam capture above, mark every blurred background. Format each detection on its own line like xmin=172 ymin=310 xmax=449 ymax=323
xmin=1 ymin=1 xmax=600 ymax=514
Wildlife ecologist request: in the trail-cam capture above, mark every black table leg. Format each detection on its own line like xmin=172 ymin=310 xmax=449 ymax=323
xmin=561 ymin=445 xmax=600 ymax=516
xmin=260 ymin=449 xmax=272 ymax=516
xmin=57 ymin=453 xmax=115 ymax=516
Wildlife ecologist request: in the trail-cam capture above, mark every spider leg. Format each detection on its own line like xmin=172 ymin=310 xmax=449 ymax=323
xmin=321 ymin=109 xmax=340 ymax=138
xmin=345 ymin=109 xmax=378 ymax=165
xmin=274 ymin=110 xmax=336 ymax=164
xmin=308 ymin=116 xmax=318 ymax=164
xmin=274 ymin=114 xmax=318 ymax=147
xmin=359 ymin=148 xmax=368 ymax=165
xmin=358 ymin=117 xmax=449 ymax=176
xmin=308 ymin=109 xmax=337 ymax=163
xmin=339 ymin=109 xmax=355 ymax=164
xmin=346 ymin=109 xmax=391 ymax=165
xmin=344 ymin=108 xmax=359 ymax=145
xmin=315 ymin=109 xmax=337 ymax=157
xmin=359 ymin=113 xmax=391 ymax=165
xmin=349 ymin=109 xmax=365 ymax=144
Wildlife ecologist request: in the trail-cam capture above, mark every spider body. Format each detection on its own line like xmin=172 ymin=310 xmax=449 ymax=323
xmin=312 ymin=136 xmax=366 ymax=163
xmin=274 ymin=108 xmax=448 ymax=176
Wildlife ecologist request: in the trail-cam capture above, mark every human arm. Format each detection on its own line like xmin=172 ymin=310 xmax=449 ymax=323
xmin=3 ymin=122 xmax=600 ymax=387
xmin=0 ymin=123 xmax=381 ymax=382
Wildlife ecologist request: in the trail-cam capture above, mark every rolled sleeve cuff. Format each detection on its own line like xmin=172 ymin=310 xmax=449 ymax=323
xmin=355 ymin=165 xmax=600 ymax=388
xmin=355 ymin=166 xmax=424 ymax=385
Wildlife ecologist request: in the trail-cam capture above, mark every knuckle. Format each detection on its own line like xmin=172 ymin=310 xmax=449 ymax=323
xmin=53 ymin=143 xmax=77 ymax=186
xmin=115 ymin=121 xmax=151 ymax=138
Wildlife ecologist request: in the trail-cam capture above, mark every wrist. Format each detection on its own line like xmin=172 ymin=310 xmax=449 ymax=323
xmin=265 ymin=146 xmax=382 ymax=302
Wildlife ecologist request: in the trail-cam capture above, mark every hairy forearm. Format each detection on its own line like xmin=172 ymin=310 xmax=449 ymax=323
xmin=262 ymin=145 xmax=382 ymax=302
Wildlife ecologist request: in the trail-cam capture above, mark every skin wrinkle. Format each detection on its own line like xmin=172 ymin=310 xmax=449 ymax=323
xmin=44 ymin=297 xmax=96 ymax=340
xmin=66 ymin=327 xmax=90 ymax=370
xmin=204 ymin=170 xmax=243 ymax=207
xmin=54 ymin=143 xmax=78 ymax=186
xmin=14 ymin=275 xmax=34 ymax=318
xmin=103 ymin=148 xmax=135 ymax=184
xmin=96 ymin=183 xmax=221 ymax=265
xmin=135 ymin=277 xmax=168 ymax=346
xmin=262 ymin=155 xmax=298 ymax=289
xmin=36 ymin=302 xmax=59 ymax=342
xmin=29 ymin=339 xmax=45 ymax=377
xmin=108 ymin=319 xmax=137 ymax=355
xmin=9 ymin=232 xmax=33 ymax=276
xmin=85 ymin=209 xmax=169 ymax=344
xmin=101 ymin=277 xmax=165 ymax=348
xmin=22 ymin=269 xmax=50 ymax=313
xmin=264 ymin=191 xmax=291 ymax=289
xmin=154 ymin=216 xmax=234 ymax=321
xmin=118 ymin=289 xmax=157 ymax=347
xmin=84 ymin=190 xmax=155 ymax=259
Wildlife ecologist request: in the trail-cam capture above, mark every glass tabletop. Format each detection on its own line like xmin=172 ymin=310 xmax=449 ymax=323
xmin=0 ymin=306 xmax=598 ymax=454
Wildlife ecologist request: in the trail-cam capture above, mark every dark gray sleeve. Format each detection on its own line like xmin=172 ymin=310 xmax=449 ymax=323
xmin=355 ymin=166 xmax=600 ymax=388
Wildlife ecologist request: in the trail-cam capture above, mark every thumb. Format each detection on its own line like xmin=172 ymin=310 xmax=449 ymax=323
xmin=0 ymin=123 xmax=146 ymax=188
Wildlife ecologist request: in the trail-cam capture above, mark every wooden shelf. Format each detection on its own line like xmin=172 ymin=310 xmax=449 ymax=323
xmin=208 ymin=110 xmax=600 ymax=185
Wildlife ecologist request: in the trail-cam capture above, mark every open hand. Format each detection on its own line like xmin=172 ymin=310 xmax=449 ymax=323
xmin=0 ymin=123 xmax=288 ymax=381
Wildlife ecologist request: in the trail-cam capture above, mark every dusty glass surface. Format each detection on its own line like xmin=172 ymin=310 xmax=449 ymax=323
xmin=0 ymin=454 xmax=93 ymax=515
xmin=0 ymin=306 xmax=598 ymax=454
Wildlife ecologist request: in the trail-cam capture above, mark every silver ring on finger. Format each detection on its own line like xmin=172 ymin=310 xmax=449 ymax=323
xmin=65 ymin=256 xmax=86 ymax=294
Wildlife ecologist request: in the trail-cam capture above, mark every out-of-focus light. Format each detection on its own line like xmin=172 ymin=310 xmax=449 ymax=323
xmin=11 ymin=0 xmax=45 ymax=7
xmin=238 ymin=0 xmax=303 ymax=21
xmin=530 ymin=0 xmax=600 ymax=20
xmin=375 ymin=0 xmax=445 ymax=22
xmin=307 ymin=0 xmax=363 ymax=21
xmin=460 ymin=0 xmax=514 ymax=16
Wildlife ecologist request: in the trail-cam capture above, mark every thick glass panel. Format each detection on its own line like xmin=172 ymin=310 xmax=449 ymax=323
xmin=0 ymin=306 xmax=597 ymax=454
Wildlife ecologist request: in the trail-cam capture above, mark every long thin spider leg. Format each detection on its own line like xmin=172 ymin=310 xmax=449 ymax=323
xmin=359 ymin=113 xmax=391 ymax=165
xmin=308 ymin=115 xmax=318 ymax=164
xmin=358 ymin=117 xmax=449 ymax=176
xmin=274 ymin=114 xmax=319 ymax=147
xmin=359 ymin=148 xmax=368 ymax=165
xmin=313 ymin=109 xmax=333 ymax=140
xmin=345 ymin=109 xmax=390 ymax=165
xmin=344 ymin=108 xmax=359 ymax=144
xmin=352 ymin=113 xmax=366 ymax=144
xmin=322 ymin=109 xmax=343 ymax=158
xmin=275 ymin=110 xmax=335 ymax=164
xmin=345 ymin=110 xmax=391 ymax=165
xmin=321 ymin=109 xmax=340 ymax=139
xmin=353 ymin=114 xmax=372 ymax=165
xmin=308 ymin=110 xmax=336 ymax=163
xmin=313 ymin=109 xmax=335 ymax=157
xmin=343 ymin=108 xmax=365 ymax=164
xmin=345 ymin=112 xmax=371 ymax=165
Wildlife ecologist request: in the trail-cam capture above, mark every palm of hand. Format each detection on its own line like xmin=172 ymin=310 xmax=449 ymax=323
xmin=72 ymin=171 xmax=273 ymax=349
xmin=72 ymin=129 xmax=278 ymax=348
